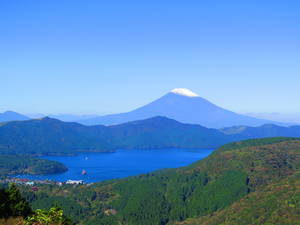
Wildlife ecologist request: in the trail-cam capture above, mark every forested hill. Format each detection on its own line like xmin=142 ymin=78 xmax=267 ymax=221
xmin=178 ymin=172 xmax=300 ymax=225
xmin=0 ymin=117 xmax=112 ymax=155
xmin=107 ymin=116 xmax=230 ymax=149
xmin=221 ymin=123 xmax=300 ymax=138
xmin=0 ymin=155 xmax=67 ymax=176
xmin=0 ymin=117 xmax=232 ymax=155
xmin=177 ymin=137 xmax=300 ymax=225
xmin=20 ymin=137 xmax=300 ymax=225
xmin=0 ymin=116 xmax=300 ymax=155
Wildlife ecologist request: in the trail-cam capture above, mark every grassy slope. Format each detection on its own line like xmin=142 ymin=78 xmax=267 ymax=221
xmin=20 ymin=137 xmax=300 ymax=225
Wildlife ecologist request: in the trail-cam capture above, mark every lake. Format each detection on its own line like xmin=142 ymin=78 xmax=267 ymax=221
xmin=16 ymin=148 xmax=214 ymax=183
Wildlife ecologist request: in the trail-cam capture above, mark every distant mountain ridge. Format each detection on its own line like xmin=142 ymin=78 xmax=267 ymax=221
xmin=0 ymin=116 xmax=299 ymax=155
xmin=0 ymin=117 xmax=111 ymax=155
xmin=107 ymin=116 xmax=231 ymax=149
xmin=0 ymin=111 xmax=30 ymax=123
xmin=3 ymin=88 xmax=290 ymax=128
xmin=47 ymin=114 xmax=100 ymax=122
xmin=0 ymin=116 xmax=231 ymax=155
xmin=79 ymin=88 xmax=280 ymax=128
xmin=222 ymin=123 xmax=300 ymax=139
xmin=27 ymin=113 xmax=100 ymax=122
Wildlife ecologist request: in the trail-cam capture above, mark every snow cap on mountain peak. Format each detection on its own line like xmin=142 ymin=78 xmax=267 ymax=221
xmin=170 ymin=88 xmax=199 ymax=97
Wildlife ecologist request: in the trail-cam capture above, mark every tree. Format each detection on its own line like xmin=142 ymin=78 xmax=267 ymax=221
xmin=0 ymin=184 xmax=32 ymax=219
xmin=7 ymin=183 xmax=32 ymax=217
xmin=24 ymin=207 xmax=73 ymax=225
xmin=0 ymin=188 xmax=10 ymax=218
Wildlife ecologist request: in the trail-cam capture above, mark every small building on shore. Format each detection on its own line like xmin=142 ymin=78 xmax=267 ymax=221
xmin=66 ymin=180 xmax=84 ymax=185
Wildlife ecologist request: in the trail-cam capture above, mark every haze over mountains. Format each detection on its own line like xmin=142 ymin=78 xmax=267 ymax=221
xmin=0 ymin=111 xmax=30 ymax=123
xmin=79 ymin=88 xmax=279 ymax=128
xmin=1 ymin=88 xmax=296 ymax=128
xmin=0 ymin=111 xmax=99 ymax=123
xmin=27 ymin=113 xmax=99 ymax=122
xmin=221 ymin=124 xmax=300 ymax=139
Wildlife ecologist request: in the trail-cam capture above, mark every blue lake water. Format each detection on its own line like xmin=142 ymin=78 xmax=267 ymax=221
xmin=16 ymin=148 xmax=214 ymax=183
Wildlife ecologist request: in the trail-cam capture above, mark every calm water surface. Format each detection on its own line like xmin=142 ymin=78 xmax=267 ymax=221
xmin=16 ymin=148 xmax=214 ymax=183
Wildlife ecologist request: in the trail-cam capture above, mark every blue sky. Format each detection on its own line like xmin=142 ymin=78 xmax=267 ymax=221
xmin=1 ymin=1 xmax=300 ymax=120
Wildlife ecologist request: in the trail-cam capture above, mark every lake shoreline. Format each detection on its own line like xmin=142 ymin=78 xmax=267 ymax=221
xmin=12 ymin=148 xmax=215 ymax=183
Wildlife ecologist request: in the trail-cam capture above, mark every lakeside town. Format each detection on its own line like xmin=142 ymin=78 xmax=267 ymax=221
xmin=0 ymin=177 xmax=87 ymax=190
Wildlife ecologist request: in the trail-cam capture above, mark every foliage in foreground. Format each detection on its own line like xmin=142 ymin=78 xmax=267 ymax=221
xmin=24 ymin=207 xmax=73 ymax=225
xmin=0 ymin=184 xmax=72 ymax=225
xmin=0 ymin=183 xmax=32 ymax=218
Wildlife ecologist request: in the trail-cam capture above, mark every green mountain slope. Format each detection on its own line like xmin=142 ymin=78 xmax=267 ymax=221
xmin=108 ymin=116 xmax=230 ymax=149
xmin=178 ymin=172 xmax=300 ymax=225
xmin=221 ymin=123 xmax=300 ymax=138
xmin=19 ymin=137 xmax=300 ymax=225
xmin=0 ymin=117 xmax=112 ymax=155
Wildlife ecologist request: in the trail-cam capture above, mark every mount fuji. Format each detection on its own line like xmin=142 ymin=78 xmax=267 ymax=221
xmin=79 ymin=88 xmax=277 ymax=128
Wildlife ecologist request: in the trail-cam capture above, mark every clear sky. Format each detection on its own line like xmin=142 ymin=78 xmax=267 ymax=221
xmin=1 ymin=1 xmax=300 ymax=119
